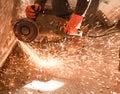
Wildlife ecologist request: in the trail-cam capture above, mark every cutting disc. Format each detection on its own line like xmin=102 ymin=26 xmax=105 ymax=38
xmin=14 ymin=18 xmax=38 ymax=42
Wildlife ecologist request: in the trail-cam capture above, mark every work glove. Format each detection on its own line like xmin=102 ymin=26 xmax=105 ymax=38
xmin=64 ymin=13 xmax=83 ymax=35
xmin=25 ymin=3 xmax=41 ymax=19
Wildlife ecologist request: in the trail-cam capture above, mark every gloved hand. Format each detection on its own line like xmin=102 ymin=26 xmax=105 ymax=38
xmin=25 ymin=3 xmax=41 ymax=19
xmin=64 ymin=13 xmax=83 ymax=35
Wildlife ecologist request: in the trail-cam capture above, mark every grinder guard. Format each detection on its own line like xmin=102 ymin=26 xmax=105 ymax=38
xmin=13 ymin=18 xmax=39 ymax=42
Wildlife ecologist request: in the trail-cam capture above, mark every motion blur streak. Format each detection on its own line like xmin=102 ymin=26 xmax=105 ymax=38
xmin=19 ymin=41 xmax=62 ymax=68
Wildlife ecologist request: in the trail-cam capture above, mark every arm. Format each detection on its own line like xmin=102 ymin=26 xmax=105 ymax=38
xmin=35 ymin=0 xmax=47 ymax=9
xmin=76 ymin=0 xmax=99 ymax=28
xmin=74 ymin=0 xmax=99 ymax=18
xmin=74 ymin=0 xmax=90 ymax=16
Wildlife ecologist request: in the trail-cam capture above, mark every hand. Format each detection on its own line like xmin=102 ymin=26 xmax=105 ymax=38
xmin=64 ymin=14 xmax=83 ymax=35
xmin=25 ymin=3 xmax=41 ymax=19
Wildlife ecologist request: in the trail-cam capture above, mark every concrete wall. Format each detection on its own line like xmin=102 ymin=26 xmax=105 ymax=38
xmin=0 ymin=0 xmax=18 ymax=67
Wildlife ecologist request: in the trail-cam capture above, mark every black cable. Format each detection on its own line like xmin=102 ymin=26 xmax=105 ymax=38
xmin=87 ymin=30 xmax=119 ymax=38
xmin=87 ymin=26 xmax=120 ymax=38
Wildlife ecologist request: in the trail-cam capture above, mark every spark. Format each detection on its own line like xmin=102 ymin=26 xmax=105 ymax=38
xmin=19 ymin=41 xmax=62 ymax=68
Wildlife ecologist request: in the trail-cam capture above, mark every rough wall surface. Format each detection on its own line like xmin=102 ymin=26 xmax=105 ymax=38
xmin=0 ymin=0 xmax=18 ymax=67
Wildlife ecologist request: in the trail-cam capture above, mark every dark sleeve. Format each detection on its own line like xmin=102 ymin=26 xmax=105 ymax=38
xmin=35 ymin=0 xmax=47 ymax=9
xmin=74 ymin=0 xmax=89 ymax=15
xmin=74 ymin=0 xmax=99 ymax=16
xmin=81 ymin=0 xmax=100 ymax=28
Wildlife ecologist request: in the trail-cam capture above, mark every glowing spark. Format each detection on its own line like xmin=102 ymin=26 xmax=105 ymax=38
xmin=19 ymin=41 xmax=62 ymax=68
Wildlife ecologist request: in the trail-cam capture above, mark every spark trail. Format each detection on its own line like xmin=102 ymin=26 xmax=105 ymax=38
xmin=19 ymin=41 xmax=62 ymax=68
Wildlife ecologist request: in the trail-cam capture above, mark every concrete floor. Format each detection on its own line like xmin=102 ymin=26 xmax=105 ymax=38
xmin=0 ymin=24 xmax=120 ymax=94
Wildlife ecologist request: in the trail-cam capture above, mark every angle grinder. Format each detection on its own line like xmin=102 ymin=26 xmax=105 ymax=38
xmin=13 ymin=5 xmax=89 ymax=43
xmin=13 ymin=13 xmax=69 ymax=43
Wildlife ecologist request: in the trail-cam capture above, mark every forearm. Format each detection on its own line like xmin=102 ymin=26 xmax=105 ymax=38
xmin=74 ymin=0 xmax=90 ymax=15
xmin=75 ymin=0 xmax=99 ymax=16
xmin=35 ymin=0 xmax=47 ymax=9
